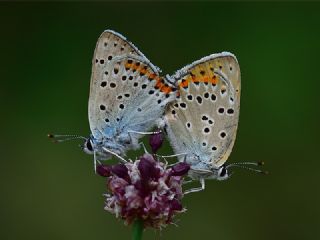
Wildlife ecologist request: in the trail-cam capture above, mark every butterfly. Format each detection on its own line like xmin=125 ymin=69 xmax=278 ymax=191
xmin=86 ymin=30 xmax=178 ymax=162
xmin=50 ymin=30 xmax=177 ymax=167
xmin=163 ymin=53 xmax=264 ymax=193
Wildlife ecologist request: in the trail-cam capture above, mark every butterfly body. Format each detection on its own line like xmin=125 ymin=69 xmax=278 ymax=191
xmin=164 ymin=52 xmax=241 ymax=181
xmin=85 ymin=30 xmax=176 ymax=160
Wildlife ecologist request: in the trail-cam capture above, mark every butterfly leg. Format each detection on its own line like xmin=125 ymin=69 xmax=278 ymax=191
xmin=155 ymin=153 xmax=187 ymax=166
xmin=93 ymin=151 xmax=105 ymax=173
xmin=152 ymin=153 xmax=168 ymax=166
xmin=182 ymin=179 xmax=193 ymax=185
xmin=127 ymin=131 xmax=149 ymax=154
xmin=102 ymin=147 xmax=128 ymax=163
xmin=139 ymin=142 xmax=149 ymax=154
xmin=155 ymin=154 xmax=183 ymax=167
xmin=94 ymin=151 xmax=97 ymax=173
xmin=184 ymin=178 xmax=205 ymax=194
xmin=128 ymin=130 xmax=162 ymax=135
xmin=153 ymin=155 xmax=169 ymax=167
xmin=155 ymin=153 xmax=187 ymax=159
xmin=161 ymin=157 xmax=169 ymax=167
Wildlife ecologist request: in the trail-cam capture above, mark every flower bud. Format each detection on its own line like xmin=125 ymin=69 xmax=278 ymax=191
xmin=171 ymin=162 xmax=190 ymax=176
xmin=170 ymin=198 xmax=183 ymax=211
xmin=149 ymin=130 xmax=164 ymax=153
xmin=138 ymin=157 xmax=157 ymax=181
xmin=111 ymin=164 xmax=130 ymax=180
xmin=97 ymin=164 xmax=111 ymax=177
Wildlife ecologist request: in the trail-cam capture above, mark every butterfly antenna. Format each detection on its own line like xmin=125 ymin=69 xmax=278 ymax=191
xmin=227 ymin=161 xmax=268 ymax=175
xmin=47 ymin=133 xmax=86 ymax=143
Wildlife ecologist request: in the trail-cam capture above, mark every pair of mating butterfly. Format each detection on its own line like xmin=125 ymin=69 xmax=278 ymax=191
xmin=51 ymin=30 xmax=264 ymax=193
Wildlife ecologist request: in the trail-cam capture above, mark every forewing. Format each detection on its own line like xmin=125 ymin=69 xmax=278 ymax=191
xmin=165 ymin=52 xmax=240 ymax=167
xmin=94 ymin=56 xmax=176 ymax=142
xmin=88 ymin=30 xmax=161 ymax=139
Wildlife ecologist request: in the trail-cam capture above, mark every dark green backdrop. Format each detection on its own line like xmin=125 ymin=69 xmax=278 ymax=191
xmin=1 ymin=2 xmax=320 ymax=240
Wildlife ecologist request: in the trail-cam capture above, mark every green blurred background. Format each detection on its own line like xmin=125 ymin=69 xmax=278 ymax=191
xmin=1 ymin=2 xmax=320 ymax=240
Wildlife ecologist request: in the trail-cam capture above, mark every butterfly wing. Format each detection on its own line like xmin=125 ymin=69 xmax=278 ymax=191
xmin=89 ymin=30 xmax=158 ymax=139
xmin=89 ymin=30 xmax=176 ymax=154
xmin=164 ymin=52 xmax=240 ymax=169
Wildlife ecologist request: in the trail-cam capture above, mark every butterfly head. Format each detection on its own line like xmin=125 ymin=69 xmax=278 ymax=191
xmin=81 ymin=136 xmax=104 ymax=156
xmin=201 ymin=164 xmax=229 ymax=180
xmin=188 ymin=162 xmax=230 ymax=180
xmin=210 ymin=161 xmax=268 ymax=180
xmin=81 ymin=136 xmax=127 ymax=161
xmin=191 ymin=161 xmax=267 ymax=181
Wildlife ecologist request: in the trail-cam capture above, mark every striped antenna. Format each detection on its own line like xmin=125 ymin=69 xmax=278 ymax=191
xmin=227 ymin=161 xmax=268 ymax=175
xmin=47 ymin=133 xmax=87 ymax=143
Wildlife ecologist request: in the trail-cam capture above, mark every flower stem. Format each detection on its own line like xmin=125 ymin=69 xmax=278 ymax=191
xmin=132 ymin=218 xmax=143 ymax=240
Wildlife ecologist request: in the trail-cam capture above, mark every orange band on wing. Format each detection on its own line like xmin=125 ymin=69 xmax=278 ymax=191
xmin=179 ymin=74 xmax=218 ymax=88
xmin=125 ymin=61 xmax=174 ymax=94
xmin=148 ymin=73 xmax=157 ymax=80
xmin=179 ymin=78 xmax=189 ymax=88
xmin=211 ymin=75 xmax=218 ymax=84
xmin=160 ymin=85 xmax=172 ymax=94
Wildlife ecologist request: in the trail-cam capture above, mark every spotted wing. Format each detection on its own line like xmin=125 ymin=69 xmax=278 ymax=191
xmin=164 ymin=52 xmax=241 ymax=168
xmin=89 ymin=30 xmax=176 ymax=148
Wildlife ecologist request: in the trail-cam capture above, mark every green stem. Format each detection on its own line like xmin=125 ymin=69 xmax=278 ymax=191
xmin=132 ymin=218 xmax=143 ymax=240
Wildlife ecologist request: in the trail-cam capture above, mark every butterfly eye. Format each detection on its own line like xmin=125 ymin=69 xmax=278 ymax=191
xmin=86 ymin=140 xmax=93 ymax=151
xmin=83 ymin=139 xmax=94 ymax=154
xmin=218 ymin=165 xmax=228 ymax=179
xmin=220 ymin=167 xmax=227 ymax=177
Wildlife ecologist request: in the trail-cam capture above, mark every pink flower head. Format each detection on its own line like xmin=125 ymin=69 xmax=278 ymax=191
xmin=101 ymin=154 xmax=190 ymax=229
